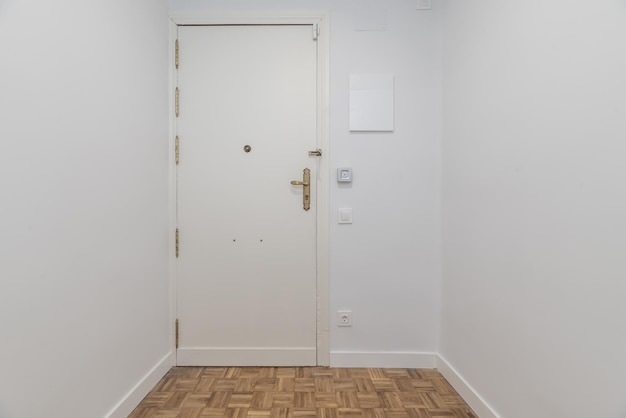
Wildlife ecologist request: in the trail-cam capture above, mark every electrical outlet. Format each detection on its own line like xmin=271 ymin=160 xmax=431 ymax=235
xmin=337 ymin=311 xmax=352 ymax=327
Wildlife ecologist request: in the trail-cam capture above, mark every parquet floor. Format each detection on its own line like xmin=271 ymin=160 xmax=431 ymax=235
xmin=129 ymin=367 xmax=478 ymax=418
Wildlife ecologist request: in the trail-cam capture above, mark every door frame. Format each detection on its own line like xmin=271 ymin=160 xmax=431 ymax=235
xmin=168 ymin=12 xmax=330 ymax=366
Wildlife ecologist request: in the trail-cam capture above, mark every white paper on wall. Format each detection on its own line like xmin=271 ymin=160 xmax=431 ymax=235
xmin=349 ymin=74 xmax=394 ymax=132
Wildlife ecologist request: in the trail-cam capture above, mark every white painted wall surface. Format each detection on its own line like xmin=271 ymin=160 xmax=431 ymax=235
xmin=441 ymin=1 xmax=626 ymax=417
xmin=0 ymin=1 xmax=171 ymax=417
xmin=169 ymin=0 xmax=443 ymax=364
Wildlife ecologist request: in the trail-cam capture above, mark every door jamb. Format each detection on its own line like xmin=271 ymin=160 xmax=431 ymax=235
xmin=168 ymin=12 xmax=331 ymax=366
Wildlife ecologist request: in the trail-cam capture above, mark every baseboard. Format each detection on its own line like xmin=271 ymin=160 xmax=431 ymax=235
xmin=436 ymin=355 xmax=500 ymax=418
xmin=106 ymin=351 xmax=175 ymax=418
xmin=104 ymin=350 xmax=499 ymax=417
xmin=330 ymin=351 xmax=438 ymax=368
xmin=176 ymin=347 xmax=317 ymax=366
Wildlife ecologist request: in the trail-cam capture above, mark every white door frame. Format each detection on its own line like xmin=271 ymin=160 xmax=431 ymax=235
xmin=168 ymin=12 xmax=330 ymax=366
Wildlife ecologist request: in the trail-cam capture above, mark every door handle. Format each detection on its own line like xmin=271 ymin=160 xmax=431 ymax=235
xmin=291 ymin=168 xmax=311 ymax=211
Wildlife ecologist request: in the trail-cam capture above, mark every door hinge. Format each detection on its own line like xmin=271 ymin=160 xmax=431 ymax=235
xmin=175 ymin=136 xmax=180 ymax=165
xmin=175 ymin=88 xmax=180 ymax=117
xmin=175 ymin=228 xmax=180 ymax=258
xmin=175 ymin=39 xmax=179 ymax=69
xmin=313 ymin=24 xmax=319 ymax=41
xmin=175 ymin=319 xmax=179 ymax=349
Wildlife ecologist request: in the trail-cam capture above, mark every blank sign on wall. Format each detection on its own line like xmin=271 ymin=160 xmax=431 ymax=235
xmin=349 ymin=74 xmax=394 ymax=132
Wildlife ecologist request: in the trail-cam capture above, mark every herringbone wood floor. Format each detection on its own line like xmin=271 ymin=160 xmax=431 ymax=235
xmin=129 ymin=367 xmax=478 ymax=418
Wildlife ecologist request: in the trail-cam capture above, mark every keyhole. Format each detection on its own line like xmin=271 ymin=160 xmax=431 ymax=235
xmin=244 ymin=145 xmax=252 ymax=153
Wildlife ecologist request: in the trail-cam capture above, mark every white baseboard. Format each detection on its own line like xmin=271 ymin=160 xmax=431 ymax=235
xmin=106 ymin=351 xmax=175 ymax=418
xmin=176 ymin=348 xmax=317 ymax=366
xmin=103 ymin=350 xmax=498 ymax=418
xmin=330 ymin=351 xmax=438 ymax=368
xmin=437 ymin=355 xmax=500 ymax=418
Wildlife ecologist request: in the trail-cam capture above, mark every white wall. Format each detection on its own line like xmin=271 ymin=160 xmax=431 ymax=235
xmin=6 ymin=0 xmax=624 ymax=415
xmin=0 ymin=1 xmax=171 ymax=417
xmin=441 ymin=1 xmax=626 ymax=417
xmin=169 ymin=0 xmax=443 ymax=365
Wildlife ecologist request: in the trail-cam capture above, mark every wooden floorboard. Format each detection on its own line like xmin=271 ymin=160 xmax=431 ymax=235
xmin=129 ymin=367 xmax=478 ymax=418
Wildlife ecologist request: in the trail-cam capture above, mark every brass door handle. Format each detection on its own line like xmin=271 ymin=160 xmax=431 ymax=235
xmin=291 ymin=168 xmax=311 ymax=211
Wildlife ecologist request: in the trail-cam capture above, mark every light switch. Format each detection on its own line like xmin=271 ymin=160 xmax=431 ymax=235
xmin=337 ymin=167 xmax=353 ymax=183
xmin=338 ymin=208 xmax=353 ymax=224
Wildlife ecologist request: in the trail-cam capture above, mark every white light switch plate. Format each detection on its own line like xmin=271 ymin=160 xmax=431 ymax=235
xmin=338 ymin=208 xmax=353 ymax=224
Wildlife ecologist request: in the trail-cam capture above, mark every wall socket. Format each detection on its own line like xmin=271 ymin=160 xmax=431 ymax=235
xmin=337 ymin=311 xmax=352 ymax=327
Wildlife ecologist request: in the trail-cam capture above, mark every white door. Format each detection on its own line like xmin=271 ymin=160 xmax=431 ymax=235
xmin=176 ymin=25 xmax=318 ymax=366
